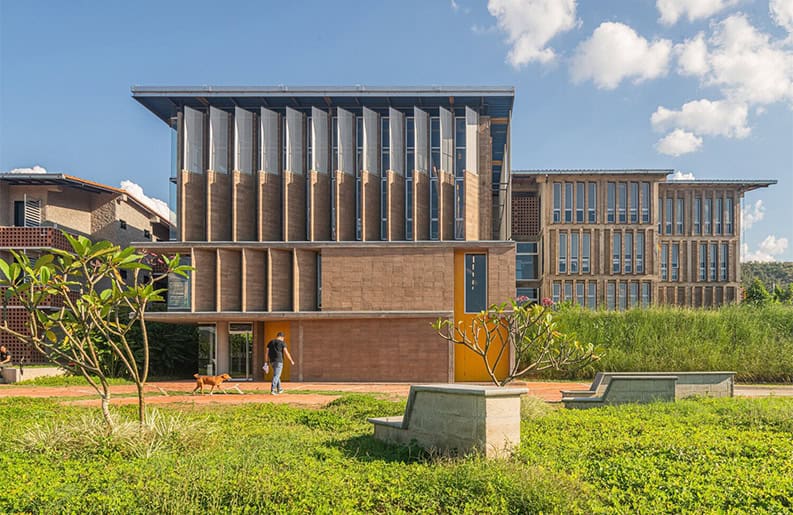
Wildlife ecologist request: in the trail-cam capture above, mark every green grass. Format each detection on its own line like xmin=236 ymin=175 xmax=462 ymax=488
xmin=0 ymin=394 xmax=791 ymax=513
xmin=12 ymin=375 xmax=134 ymax=387
xmin=552 ymin=304 xmax=793 ymax=382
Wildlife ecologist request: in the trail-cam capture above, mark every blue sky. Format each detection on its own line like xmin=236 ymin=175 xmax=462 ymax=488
xmin=1 ymin=0 xmax=791 ymax=260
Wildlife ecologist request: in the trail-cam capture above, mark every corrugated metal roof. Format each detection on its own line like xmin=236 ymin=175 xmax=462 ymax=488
xmin=663 ymin=179 xmax=777 ymax=185
xmin=513 ymin=169 xmax=673 ymax=175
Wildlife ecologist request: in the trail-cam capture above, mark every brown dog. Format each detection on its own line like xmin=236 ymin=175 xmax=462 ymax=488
xmin=192 ymin=373 xmax=232 ymax=395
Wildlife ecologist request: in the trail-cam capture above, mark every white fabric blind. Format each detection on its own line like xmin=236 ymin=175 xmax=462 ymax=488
xmin=414 ymin=107 xmax=428 ymax=175
xmin=338 ymin=108 xmax=354 ymax=176
xmin=389 ymin=108 xmax=405 ymax=176
xmin=440 ymin=107 xmax=453 ymax=174
xmin=286 ymin=107 xmax=304 ymax=175
xmin=260 ymin=108 xmax=279 ymax=174
xmin=184 ymin=106 xmax=204 ymax=174
xmin=209 ymin=107 xmax=229 ymax=174
xmin=363 ymin=107 xmax=379 ymax=175
xmin=234 ymin=107 xmax=253 ymax=174
xmin=311 ymin=107 xmax=329 ymax=174
xmin=465 ymin=107 xmax=478 ymax=175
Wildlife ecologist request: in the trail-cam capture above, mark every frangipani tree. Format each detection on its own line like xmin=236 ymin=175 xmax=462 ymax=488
xmin=433 ymin=298 xmax=599 ymax=386
xmin=0 ymin=234 xmax=191 ymax=428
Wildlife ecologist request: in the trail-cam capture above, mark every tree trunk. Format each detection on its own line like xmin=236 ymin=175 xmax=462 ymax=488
xmin=136 ymin=383 xmax=146 ymax=426
xmin=100 ymin=392 xmax=114 ymax=431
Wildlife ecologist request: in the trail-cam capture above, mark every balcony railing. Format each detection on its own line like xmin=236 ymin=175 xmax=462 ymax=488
xmin=0 ymin=227 xmax=71 ymax=251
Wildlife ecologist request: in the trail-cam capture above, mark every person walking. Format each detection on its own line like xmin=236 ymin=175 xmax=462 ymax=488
xmin=265 ymin=332 xmax=294 ymax=395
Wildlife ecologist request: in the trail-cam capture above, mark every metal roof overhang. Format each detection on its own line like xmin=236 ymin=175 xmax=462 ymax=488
xmin=0 ymin=173 xmax=110 ymax=194
xmin=131 ymin=85 xmax=514 ymax=185
xmin=660 ymin=179 xmax=777 ymax=192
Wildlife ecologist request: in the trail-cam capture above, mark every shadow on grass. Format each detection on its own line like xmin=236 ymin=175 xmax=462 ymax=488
xmin=328 ymin=433 xmax=429 ymax=464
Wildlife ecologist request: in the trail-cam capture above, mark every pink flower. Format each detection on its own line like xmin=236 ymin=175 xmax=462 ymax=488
xmin=516 ymin=295 xmax=530 ymax=303
xmin=541 ymin=297 xmax=554 ymax=307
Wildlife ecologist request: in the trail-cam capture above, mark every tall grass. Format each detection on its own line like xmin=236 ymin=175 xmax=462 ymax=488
xmin=551 ymin=304 xmax=793 ymax=382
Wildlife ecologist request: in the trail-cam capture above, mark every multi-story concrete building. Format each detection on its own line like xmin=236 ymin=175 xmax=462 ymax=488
xmin=0 ymin=172 xmax=173 ymax=363
xmin=131 ymin=85 xmax=775 ymax=383
xmin=511 ymin=170 xmax=775 ymax=308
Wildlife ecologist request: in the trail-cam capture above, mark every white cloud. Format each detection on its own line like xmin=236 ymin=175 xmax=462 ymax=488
xmin=657 ymin=0 xmax=739 ymax=25
xmin=676 ymin=33 xmax=709 ymax=76
xmin=120 ymin=180 xmax=172 ymax=221
xmin=6 ymin=165 xmax=48 ymax=174
xmin=656 ymin=130 xmax=704 ymax=156
xmin=770 ymin=0 xmax=793 ymax=33
xmin=487 ymin=0 xmax=578 ymax=68
xmin=651 ymin=99 xmax=750 ymax=138
xmin=741 ymin=199 xmax=765 ymax=229
xmin=570 ymin=22 xmax=672 ymax=89
xmin=704 ymin=14 xmax=793 ymax=105
xmin=742 ymin=235 xmax=789 ymax=262
xmin=669 ymin=170 xmax=697 ymax=180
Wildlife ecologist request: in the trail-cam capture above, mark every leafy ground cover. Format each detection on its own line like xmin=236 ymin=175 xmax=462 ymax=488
xmin=0 ymin=395 xmax=791 ymax=513
xmin=12 ymin=375 xmax=133 ymax=386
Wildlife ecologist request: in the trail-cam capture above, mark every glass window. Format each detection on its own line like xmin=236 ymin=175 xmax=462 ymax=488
xmin=576 ymin=182 xmax=585 ymax=222
xmin=582 ymin=233 xmax=591 ymax=274
xmin=619 ymin=282 xmax=627 ymax=311
xmin=694 ymin=196 xmax=701 ymax=235
xmin=571 ymin=233 xmax=579 ymax=273
xmin=381 ymin=117 xmax=390 ymax=240
xmin=588 ymin=182 xmax=597 ymax=223
xmin=576 ymin=282 xmax=585 ymax=306
xmin=517 ymin=287 xmax=539 ymax=304
xmin=454 ymin=117 xmax=466 ymax=240
xmin=559 ymin=233 xmax=567 ymax=273
xmin=630 ymin=182 xmax=638 ymax=223
xmin=405 ymin=118 xmax=414 ymax=240
xmin=726 ymin=197 xmax=733 ymax=234
xmin=618 ymin=183 xmax=627 ymax=223
xmin=629 ymin=282 xmax=638 ymax=308
xmin=672 ymin=243 xmax=679 ymax=281
xmin=661 ymin=243 xmax=669 ymax=281
xmin=613 ymin=232 xmax=621 ymax=273
xmin=715 ymin=197 xmax=722 ymax=235
xmin=356 ymin=116 xmax=363 ymax=240
xmin=607 ymin=182 xmax=616 ymax=223
xmin=710 ymin=243 xmax=717 ymax=281
xmin=430 ymin=169 xmax=439 ymax=240
xmin=430 ymin=116 xmax=440 ymax=173
xmin=552 ymin=281 xmax=561 ymax=304
xmin=454 ymin=117 xmax=466 ymax=178
xmin=641 ymin=182 xmax=650 ymax=223
xmin=720 ymin=243 xmax=728 ymax=281
xmin=464 ymin=254 xmax=487 ymax=313
xmin=665 ymin=198 xmax=673 ymax=234
xmin=641 ymin=282 xmax=650 ymax=308
xmin=658 ymin=194 xmax=663 ymax=233
xmin=565 ymin=183 xmax=573 ymax=223
xmin=699 ymin=243 xmax=707 ymax=281
xmin=564 ymin=281 xmax=573 ymax=302
xmin=587 ymin=282 xmax=597 ymax=310
xmin=331 ymin=116 xmax=338 ymax=240
xmin=676 ymin=197 xmax=684 ymax=234
xmin=516 ymin=242 xmax=539 ymax=280
xmin=553 ymin=183 xmax=561 ymax=223
xmin=636 ymin=232 xmax=644 ymax=274
xmin=306 ymin=116 xmax=313 ymax=173
xmin=704 ymin=197 xmax=712 ymax=235
xmin=607 ymin=282 xmax=616 ymax=310
xmin=624 ymin=232 xmax=633 ymax=274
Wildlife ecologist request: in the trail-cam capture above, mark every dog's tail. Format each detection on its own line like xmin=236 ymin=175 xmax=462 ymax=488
xmin=193 ymin=373 xmax=200 ymax=379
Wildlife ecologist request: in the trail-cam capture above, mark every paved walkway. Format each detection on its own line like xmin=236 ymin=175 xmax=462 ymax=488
xmin=1 ymin=381 xmax=791 ymax=408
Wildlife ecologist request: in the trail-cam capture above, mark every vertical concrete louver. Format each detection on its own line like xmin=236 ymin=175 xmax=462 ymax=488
xmin=284 ymin=107 xmax=306 ymax=241
xmin=310 ymin=107 xmax=330 ymax=241
xmin=208 ymin=107 xmax=231 ymax=241
xmin=465 ymin=106 xmax=480 ymax=240
xmin=362 ymin=107 xmax=380 ymax=241
xmin=439 ymin=107 xmax=454 ymax=240
xmin=337 ymin=108 xmax=356 ymax=241
xmin=233 ymin=107 xmax=256 ymax=241
xmin=414 ymin=107 xmax=430 ymax=241
xmin=259 ymin=108 xmax=282 ymax=241
xmin=388 ymin=108 xmax=405 ymax=241
xmin=182 ymin=106 xmax=206 ymax=240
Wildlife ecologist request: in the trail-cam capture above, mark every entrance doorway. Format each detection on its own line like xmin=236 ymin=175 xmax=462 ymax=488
xmin=197 ymin=325 xmax=217 ymax=376
xmin=229 ymin=323 xmax=253 ymax=380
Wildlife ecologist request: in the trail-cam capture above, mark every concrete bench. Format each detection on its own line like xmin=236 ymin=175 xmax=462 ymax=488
xmin=1 ymin=366 xmax=66 ymax=384
xmin=368 ymin=384 xmax=527 ymax=458
xmin=562 ymin=375 xmax=678 ymax=409
xmin=561 ymin=371 xmax=735 ymax=408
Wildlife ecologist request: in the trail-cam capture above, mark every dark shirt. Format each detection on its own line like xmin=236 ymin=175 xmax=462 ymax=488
xmin=267 ymin=339 xmax=286 ymax=363
xmin=0 ymin=350 xmax=10 ymax=365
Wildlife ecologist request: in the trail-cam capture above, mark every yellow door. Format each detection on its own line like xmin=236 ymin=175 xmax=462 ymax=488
xmin=263 ymin=321 xmax=292 ymax=382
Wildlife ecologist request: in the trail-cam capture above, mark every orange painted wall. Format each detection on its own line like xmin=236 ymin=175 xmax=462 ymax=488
xmin=263 ymin=321 xmax=292 ymax=381
xmin=453 ymin=251 xmax=510 ymax=382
